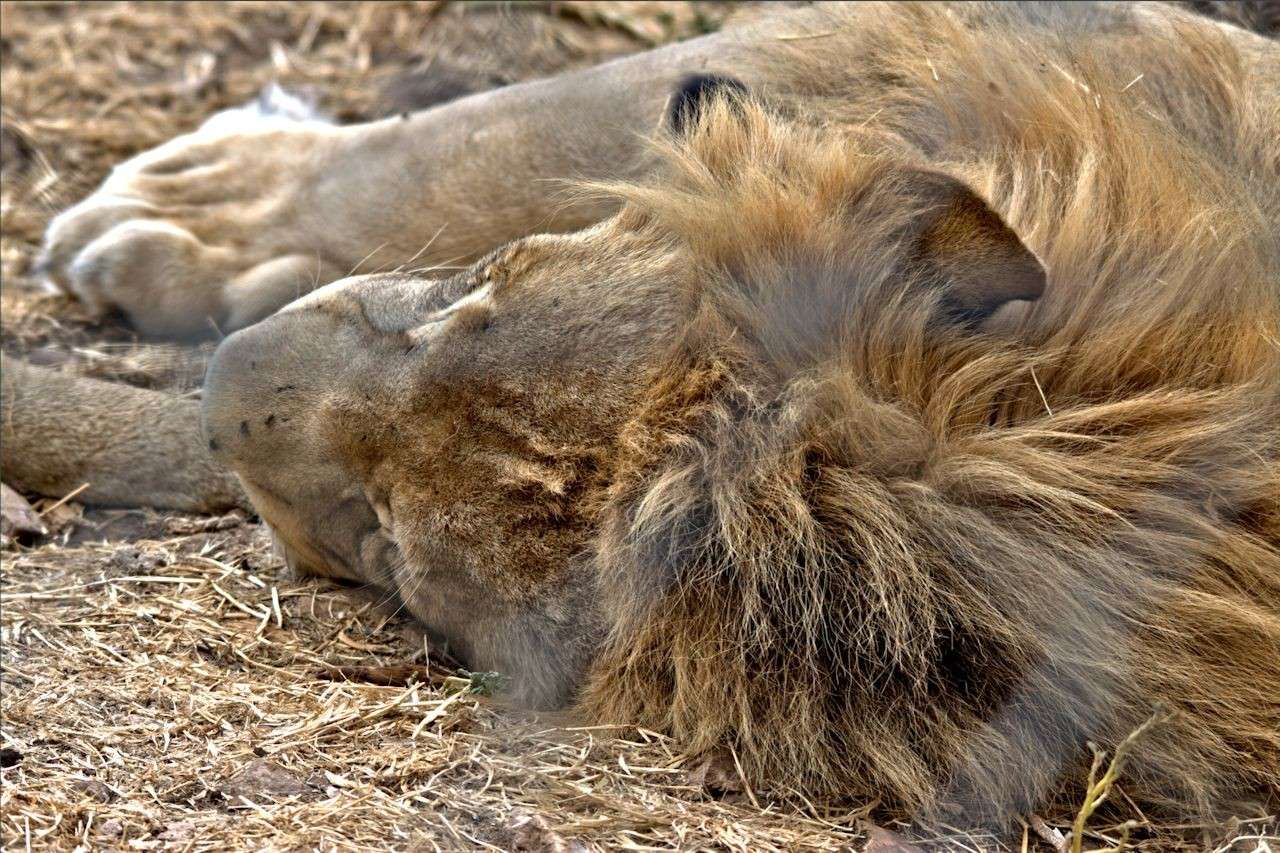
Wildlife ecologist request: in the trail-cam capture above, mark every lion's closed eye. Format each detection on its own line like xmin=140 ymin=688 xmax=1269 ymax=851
xmin=409 ymin=281 xmax=495 ymax=344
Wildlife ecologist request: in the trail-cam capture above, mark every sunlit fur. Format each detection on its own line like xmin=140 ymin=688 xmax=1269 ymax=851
xmin=186 ymin=0 xmax=1280 ymax=828
xmin=577 ymin=2 xmax=1279 ymax=825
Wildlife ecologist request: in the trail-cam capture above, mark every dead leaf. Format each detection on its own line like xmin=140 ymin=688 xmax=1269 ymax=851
xmin=164 ymin=510 xmax=247 ymax=535
xmin=335 ymin=629 xmax=393 ymax=653
xmin=72 ymin=777 xmax=114 ymax=802
xmin=323 ymin=770 xmax=355 ymax=788
xmin=222 ymin=758 xmax=313 ymax=802
xmin=507 ymin=811 xmax=590 ymax=853
xmin=1029 ymin=814 xmax=1069 ymax=853
xmin=1 ymin=482 xmax=47 ymax=546
xmin=33 ymin=497 xmax=82 ymax=534
xmin=686 ymin=750 xmax=745 ymax=796
xmin=160 ymin=818 xmax=202 ymax=843
xmin=318 ymin=663 xmax=444 ymax=688
xmin=861 ymin=820 xmax=925 ymax=853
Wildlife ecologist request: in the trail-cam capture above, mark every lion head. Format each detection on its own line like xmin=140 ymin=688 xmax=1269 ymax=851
xmin=203 ymin=81 xmax=1279 ymax=823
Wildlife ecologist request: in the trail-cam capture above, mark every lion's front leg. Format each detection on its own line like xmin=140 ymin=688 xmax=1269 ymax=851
xmin=37 ymin=110 xmax=353 ymax=337
xmin=36 ymin=7 xmax=809 ymax=339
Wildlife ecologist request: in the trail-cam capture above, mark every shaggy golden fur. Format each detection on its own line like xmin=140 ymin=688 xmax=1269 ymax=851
xmin=24 ymin=0 xmax=1278 ymax=833
xmin=579 ymin=2 xmax=1280 ymax=826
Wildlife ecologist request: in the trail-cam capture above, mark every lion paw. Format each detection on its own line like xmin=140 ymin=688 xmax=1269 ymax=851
xmin=37 ymin=89 xmax=348 ymax=338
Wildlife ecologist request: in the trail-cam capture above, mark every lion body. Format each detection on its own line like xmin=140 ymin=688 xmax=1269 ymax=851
xmin=15 ymin=0 xmax=1280 ymax=829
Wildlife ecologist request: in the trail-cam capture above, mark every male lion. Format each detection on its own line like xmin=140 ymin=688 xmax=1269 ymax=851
xmin=4 ymin=0 xmax=1278 ymax=831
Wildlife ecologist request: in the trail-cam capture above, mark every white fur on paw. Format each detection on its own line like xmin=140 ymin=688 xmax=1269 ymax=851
xmin=198 ymin=83 xmax=332 ymax=135
xmin=36 ymin=87 xmax=339 ymax=336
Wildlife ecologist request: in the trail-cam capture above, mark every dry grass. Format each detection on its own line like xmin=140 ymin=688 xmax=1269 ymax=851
xmin=2 ymin=522 xmax=887 ymax=850
xmin=0 ymin=2 xmax=1276 ymax=850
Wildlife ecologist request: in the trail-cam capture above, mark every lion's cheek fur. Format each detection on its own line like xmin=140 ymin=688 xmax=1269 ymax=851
xmin=555 ymin=2 xmax=1280 ymax=825
xmin=579 ymin=358 xmax=1280 ymax=823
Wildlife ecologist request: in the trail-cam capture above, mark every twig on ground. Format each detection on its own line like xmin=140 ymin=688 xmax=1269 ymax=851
xmin=1069 ymin=706 xmax=1174 ymax=853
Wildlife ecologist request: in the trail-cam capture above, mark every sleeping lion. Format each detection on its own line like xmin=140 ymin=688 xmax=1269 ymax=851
xmin=4 ymin=1 xmax=1278 ymax=830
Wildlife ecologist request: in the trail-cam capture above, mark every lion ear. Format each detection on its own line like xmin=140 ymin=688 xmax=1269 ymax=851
xmin=666 ymin=73 xmax=749 ymax=136
xmin=903 ymin=169 xmax=1046 ymax=325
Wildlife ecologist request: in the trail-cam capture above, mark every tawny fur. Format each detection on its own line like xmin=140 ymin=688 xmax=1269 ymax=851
xmin=579 ymin=3 xmax=1280 ymax=825
xmin=1 ymin=359 xmax=248 ymax=512
xmin=22 ymin=0 xmax=1279 ymax=832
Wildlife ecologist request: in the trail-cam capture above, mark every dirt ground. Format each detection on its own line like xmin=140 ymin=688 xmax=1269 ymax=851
xmin=0 ymin=2 xmax=1276 ymax=851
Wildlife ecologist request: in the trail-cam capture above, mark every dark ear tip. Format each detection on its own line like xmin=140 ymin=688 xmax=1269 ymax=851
xmin=1023 ymin=261 xmax=1049 ymax=301
xmin=667 ymin=73 xmax=749 ymax=136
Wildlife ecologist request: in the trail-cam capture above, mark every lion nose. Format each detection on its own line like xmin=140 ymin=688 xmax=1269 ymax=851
xmin=202 ymin=309 xmax=334 ymax=470
xmin=203 ymin=304 xmax=404 ymax=589
xmin=203 ymin=271 xmax=447 ymax=489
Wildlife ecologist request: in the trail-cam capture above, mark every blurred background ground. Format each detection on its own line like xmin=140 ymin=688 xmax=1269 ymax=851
xmin=0 ymin=2 xmax=1276 ymax=850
